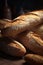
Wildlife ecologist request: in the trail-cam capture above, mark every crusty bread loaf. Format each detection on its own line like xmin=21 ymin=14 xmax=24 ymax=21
xmin=16 ymin=32 xmax=43 ymax=55
xmin=24 ymin=54 xmax=43 ymax=64
xmin=1 ymin=10 xmax=43 ymax=37
xmin=0 ymin=37 xmax=26 ymax=57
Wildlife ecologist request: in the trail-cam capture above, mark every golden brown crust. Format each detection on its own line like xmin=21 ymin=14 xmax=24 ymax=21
xmin=16 ymin=31 xmax=43 ymax=55
xmin=31 ymin=24 xmax=43 ymax=39
xmin=1 ymin=10 xmax=43 ymax=37
xmin=24 ymin=54 xmax=43 ymax=64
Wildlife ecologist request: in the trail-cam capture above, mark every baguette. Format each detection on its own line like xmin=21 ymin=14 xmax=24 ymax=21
xmin=24 ymin=54 xmax=43 ymax=64
xmin=16 ymin=32 xmax=43 ymax=55
xmin=1 ymin=10 xmax=43 ymax=37
xmin=0 ymin=37 xmax=26 ymax=57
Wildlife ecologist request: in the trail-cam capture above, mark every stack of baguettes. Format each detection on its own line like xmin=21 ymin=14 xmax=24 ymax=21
xmin=0 ymin=10 xmax=43 ymax=64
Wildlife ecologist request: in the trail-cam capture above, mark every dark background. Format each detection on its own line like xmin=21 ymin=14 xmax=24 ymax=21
xmin=0 ymin=0 xmax=43 ymax=19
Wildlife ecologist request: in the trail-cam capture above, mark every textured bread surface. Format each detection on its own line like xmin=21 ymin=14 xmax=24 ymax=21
xmin=0 ymin=37 xmax=26 ymax=57
xmin=24 ymin=54 xmax=43 ymax=64
xmin=16 ymin=32 xmax=43 ymax=55
xmin=1 ymin=10 xmax=43 ymax=37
